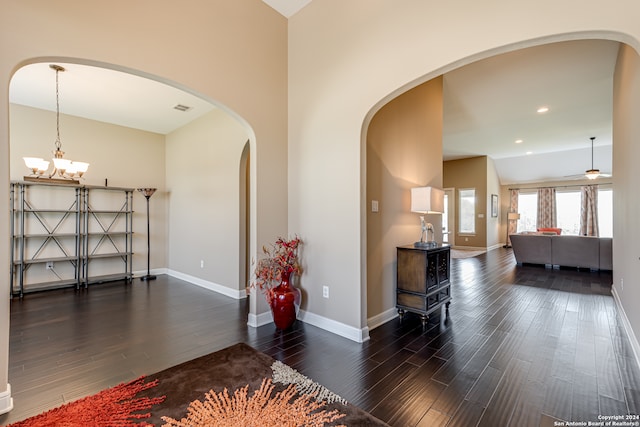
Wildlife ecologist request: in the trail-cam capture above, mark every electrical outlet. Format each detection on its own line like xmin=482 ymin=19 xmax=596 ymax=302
xmin=200 ymin=260 xmax=204 ymax=268
xmin=322 ymin=286 xmax=329 ymax=298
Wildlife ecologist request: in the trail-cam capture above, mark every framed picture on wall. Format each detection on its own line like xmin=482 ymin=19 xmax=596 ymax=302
xmin=491 ymin=194 xmax=498 ymax=217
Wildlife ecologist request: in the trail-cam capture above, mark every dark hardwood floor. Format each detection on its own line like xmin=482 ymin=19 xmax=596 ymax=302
xmin=2 ymin=247 xmax=638 ymax=426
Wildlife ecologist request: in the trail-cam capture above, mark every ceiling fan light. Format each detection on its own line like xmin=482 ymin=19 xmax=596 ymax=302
xmin=585 ymin=169 xmax=600 ymax=180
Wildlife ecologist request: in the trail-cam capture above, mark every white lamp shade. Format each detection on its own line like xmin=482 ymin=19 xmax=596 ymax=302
xmin=65 ymin=162 xmax=78 ymax=174
xmin=37 ymin=159 xmax=50 ymax=172
xmin=507 ymin=212 xmax=521 ymax=220
xmin=53 ymin=157 xmax=72 ymax=170
xmin=23 ymin=157 xmax=50 ymax=173
xmin=411 ymin=187 xmax=444 ymax=214
xmin=72 ymin=161 xmax=90 ymax=173
xmin=24 ymin=157 xmax=43 ymax=169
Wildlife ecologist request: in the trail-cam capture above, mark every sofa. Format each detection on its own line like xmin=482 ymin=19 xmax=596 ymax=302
xmin=509 ymin=233 xmax=612 ymax=270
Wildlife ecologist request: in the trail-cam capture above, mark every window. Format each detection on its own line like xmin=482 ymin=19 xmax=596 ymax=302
xmin=459 ymin=188 xmax=475 ymax=234
xmin=443 ymin=193 xmax=449 ymax=243
xmin=598 ymin=189 xmax=613 ymax=237
xmin=517 ymin=188 xmax=613 ymax=236
xmin=556 ymin=191 xmax=581 ymax=235
xmin=517 ymin=192 xmax=537 ymax=232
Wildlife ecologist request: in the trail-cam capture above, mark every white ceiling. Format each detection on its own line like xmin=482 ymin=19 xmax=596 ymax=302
xmin=443 ymin=39 xmax=618 ymax=184
xmin=8 ymin=39 xmax=619 ymax=185
xmin=262 ymin=0 xmax=312 ymax=18
xmin=10 ymin=63 xmax=214 ymax=135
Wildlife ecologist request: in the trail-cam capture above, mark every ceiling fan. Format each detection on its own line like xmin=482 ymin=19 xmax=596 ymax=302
xmin=565 ymin=137 xmax=612 ymax=180
xmin=584 ymin=137 xmax=612 ymax=180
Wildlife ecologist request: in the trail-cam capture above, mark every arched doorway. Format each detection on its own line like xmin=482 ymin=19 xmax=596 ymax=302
xmin=363 ymin=37 xmax=621 ymax=330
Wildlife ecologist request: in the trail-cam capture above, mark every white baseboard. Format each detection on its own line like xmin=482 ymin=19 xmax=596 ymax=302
xmin=247 ymin=310 xmax=273 ymax=328
xmin=165 ymin=269 xmax=246 ymax=300
xmin=246 ymin=308 xmax=370 ymax=343
xmin=145 ymin=269 xmax=369 ymax=343
xmin=0 ymin=384 xmax=13 ymax=415
xmin=367 ymin=307 xmax=398 ymax=330
xmin=298 ymin=309 xmax=370 ymax=343
xmin=451 ymin=245 xmax=486 ymax=251
xmin=611 ymin=285 xmax=640 ymax=371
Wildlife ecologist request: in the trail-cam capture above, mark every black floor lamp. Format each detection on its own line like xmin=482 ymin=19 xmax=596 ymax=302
xmin=137 ymin=188 xmax=157 ymax=281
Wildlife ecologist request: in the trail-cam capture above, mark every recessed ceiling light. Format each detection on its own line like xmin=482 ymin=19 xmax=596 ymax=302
xmin=526 ymin=151 xmax=533 ymax=155
xmin=537 ymin=106 xmax=549 ymax=113
xmin=515 ymin=139 xmax=523 ymax=144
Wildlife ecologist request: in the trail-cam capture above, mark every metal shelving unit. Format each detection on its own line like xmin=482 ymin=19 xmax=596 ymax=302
xmin=10 ymin=181 xmax=134 ymax=297
xmin=81 ymin=186 xmax=134 ymax=286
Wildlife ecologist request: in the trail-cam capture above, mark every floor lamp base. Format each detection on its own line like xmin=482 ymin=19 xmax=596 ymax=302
xmin=141 ymin=274 xmax=157 ymax=281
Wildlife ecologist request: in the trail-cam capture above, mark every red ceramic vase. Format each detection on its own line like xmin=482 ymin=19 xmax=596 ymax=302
xmin=269 ymin=270 xmax=301 ymax=330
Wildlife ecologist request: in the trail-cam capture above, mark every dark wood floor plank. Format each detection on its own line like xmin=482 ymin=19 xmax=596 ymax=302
xmin=509 ymin=379 xmax=546 ymax=427
xmin=1 ymin=248 xmax=633 ymax=427
xmin=380 ymin=378 xmax=445 ymax=426
xmin=416 ymin=407 xmax=450 ymax=427
xmin=446 ymin=398 xmax=486 ymax=427
xmin=595 ymin=334 xmax=627 ymax=402
xmin=542 ymin=376 xmax=573 ymax=421
xmin=571 ymin=370 xmax=599 ymax=421
xmin=349 ymin=361 xmax=418 ymax=412
xmin=432 ymin=333 xmax=490 ymax=385
xmin=477 ymin=358 xmax=531 ymax=426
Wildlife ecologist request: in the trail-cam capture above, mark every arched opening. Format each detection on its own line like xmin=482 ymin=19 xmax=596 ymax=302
xmin=364 ymin=35 xmax=626 ymax=330
xmin=239 ymin=140 xmax=251 ymax=297
xmin=8 ymin=59 xmax=255 ymax=325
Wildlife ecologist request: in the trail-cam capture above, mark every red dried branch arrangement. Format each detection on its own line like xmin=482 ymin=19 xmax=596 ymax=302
xmin=8 ymin=376 xmax=165 ymax=427
xmin=161 ymin=378 xmax=345 ymax=427
xmin=249 ymin=236 xmax=302 ymax=299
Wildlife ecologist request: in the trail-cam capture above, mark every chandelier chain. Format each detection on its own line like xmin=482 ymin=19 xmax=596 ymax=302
xmin=22 ymin=63 xmax=89 ymax=183
xmin=54 ymin=66 xmax=61 ymax=152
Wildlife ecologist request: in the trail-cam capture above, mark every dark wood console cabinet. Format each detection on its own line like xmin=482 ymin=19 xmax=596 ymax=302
xmin=396 ymin=244 xmax=451 ymax=326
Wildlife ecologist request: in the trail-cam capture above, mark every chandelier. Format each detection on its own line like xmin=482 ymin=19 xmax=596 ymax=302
xmin=23 ymin=64 xmax=89 ymax=184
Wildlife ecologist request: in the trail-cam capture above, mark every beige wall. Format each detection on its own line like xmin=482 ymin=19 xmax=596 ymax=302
xmin=10 ymin=103 xmax=250 ymax=291
xmin=2 ymin=1 xmax=640 ymax=413
xmin=288 ymin=2 xmax=640 ymax=342
xmin=1 ymin=0 xmax=287 ymax=404
xmin=443 ymin=156 xmax=487 ymax=248
xmin=366 ymin=77 xmax=443 ymax=324
xmin=486 ymin=157 xmax=501 ymax=247
xmin=10 ymin=104 xmax=167 ymax=274
xmin=166 ymin=109 xmax=249 ymax=293
xmin=612 ymin=44 xmax=640 ymax=347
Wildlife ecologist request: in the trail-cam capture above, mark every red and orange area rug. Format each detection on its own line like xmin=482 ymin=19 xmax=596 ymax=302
xmin=6 ymin=343 xmax=388 ymax=427
xmin=6 ymin=376 xmax=164 ymax=427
